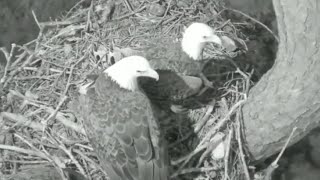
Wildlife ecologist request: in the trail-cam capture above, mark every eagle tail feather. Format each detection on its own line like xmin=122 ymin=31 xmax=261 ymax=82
xmin=136 ymin=159 xmax=169 ymax=180
xmin=137 ymin=159 xmax=153 ymax=180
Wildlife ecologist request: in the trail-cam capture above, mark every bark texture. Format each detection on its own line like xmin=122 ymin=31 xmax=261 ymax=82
xmin=243 ymin=0 xmax=320 ymax=160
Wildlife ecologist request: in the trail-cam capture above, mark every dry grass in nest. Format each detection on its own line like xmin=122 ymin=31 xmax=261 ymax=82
xmin=0 ymin=0 xmax=255 ymax=179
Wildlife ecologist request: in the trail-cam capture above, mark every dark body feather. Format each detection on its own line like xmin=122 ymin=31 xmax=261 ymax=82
xmin=138 ymin=69 xmax=209 ymax=112
xmin=79 ymin=73 xmax=169 ymax=180
xmin=136 ymin=40 xmax=215 ymax=112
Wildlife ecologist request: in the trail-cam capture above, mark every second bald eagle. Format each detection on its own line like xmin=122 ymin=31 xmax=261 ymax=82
xmin=139 ymin=22 xmax=221 ymax=112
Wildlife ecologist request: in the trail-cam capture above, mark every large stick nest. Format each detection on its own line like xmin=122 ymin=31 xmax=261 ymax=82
xmin=0 ymin=0 xmax=263 ymax=179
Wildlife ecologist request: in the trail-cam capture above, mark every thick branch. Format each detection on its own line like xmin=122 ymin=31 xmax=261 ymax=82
xmin=243 ymin=0 xmax=320 ymax=160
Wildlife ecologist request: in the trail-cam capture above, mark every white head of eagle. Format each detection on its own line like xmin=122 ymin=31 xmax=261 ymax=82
xmin=105 ymin=56 xmax=159 ymax=91
xmin=182 ymin=22 xmax=222 ymax=60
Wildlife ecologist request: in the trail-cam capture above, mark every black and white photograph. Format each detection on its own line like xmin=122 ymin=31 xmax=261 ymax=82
xmin=0 ymin=0 xmax=319 ymax=179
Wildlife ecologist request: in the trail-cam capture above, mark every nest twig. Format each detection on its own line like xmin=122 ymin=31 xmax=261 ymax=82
xmin=0 ymin=0 xmax=259 ymax=179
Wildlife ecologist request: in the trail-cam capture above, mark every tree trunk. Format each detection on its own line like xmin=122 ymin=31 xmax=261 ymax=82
xmin=242 ymin=0 xmax=320 ymax=160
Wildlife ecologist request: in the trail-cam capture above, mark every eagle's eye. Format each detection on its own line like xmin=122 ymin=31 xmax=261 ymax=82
xmin=203 ymin=35 xmax=208 ymax=39
xmin=136 ymin=70 xmax=145 ymax=73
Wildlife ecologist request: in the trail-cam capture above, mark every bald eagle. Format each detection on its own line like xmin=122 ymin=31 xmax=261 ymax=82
xmin=78 ymin=56 xmax=169 ymax=180
xmin=134 ymin=23 xmax=221 ymax=112
xmin=145 ymin=22 xmax=222 ymax=88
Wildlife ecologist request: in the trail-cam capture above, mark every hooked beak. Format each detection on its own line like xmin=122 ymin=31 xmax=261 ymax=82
xmin=206 ymin=34 xmax=222 ymax=46
xmin=146 ymin=68 xmax=159 ymax=81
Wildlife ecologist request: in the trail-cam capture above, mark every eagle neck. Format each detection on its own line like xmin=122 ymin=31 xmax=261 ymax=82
xmin=181 ymin=37 xmax=204 ymax=61
xmin=104 ymin=71 xmax=138 ymax=92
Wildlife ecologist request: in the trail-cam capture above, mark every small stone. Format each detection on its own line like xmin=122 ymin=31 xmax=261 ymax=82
xmin=177 ymin=0 xmax=192 ymax=8
xmin=148 ymin=3 xmax=166 ymax=17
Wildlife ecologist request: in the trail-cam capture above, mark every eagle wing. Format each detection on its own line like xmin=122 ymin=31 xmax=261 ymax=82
xmin=79 ymin=74 xmax=169 ymax=180
xmin=138 ymin=69 xmax=204 ymax=111
xmin=149 ymin=58 xmax=202 ymax=76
